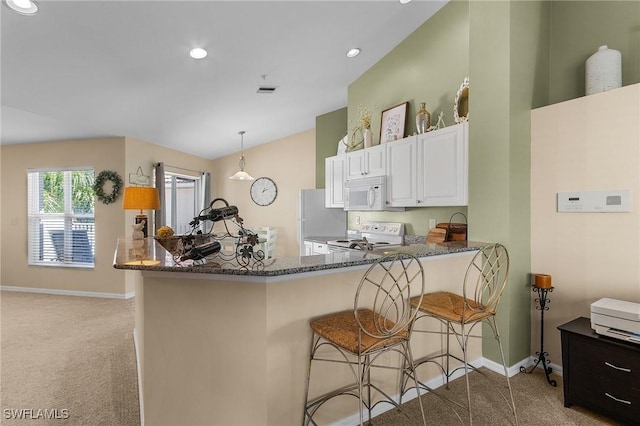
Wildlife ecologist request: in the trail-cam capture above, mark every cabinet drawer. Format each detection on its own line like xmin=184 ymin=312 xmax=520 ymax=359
xmin=569 ymin=335 xmax=640 ymax=392
xmin=571 ymin=371 xmax=640 ymax=415
xmin=560 ymin=318 xmax=640 ymax=424
xmin=312 ymin=243 xmax=329 ymax=254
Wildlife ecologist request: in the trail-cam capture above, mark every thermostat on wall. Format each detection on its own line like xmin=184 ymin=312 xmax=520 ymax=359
xmin=557 ymin=190 xmax=631 ymax=212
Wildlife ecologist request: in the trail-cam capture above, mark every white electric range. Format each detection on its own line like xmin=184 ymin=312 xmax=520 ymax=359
xmin=327 ymin=222 xmax=405 ymax=251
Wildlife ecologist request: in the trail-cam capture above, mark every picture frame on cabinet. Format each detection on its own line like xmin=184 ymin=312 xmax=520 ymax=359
xmin=380 ymin=102 xmax=407 ymax=143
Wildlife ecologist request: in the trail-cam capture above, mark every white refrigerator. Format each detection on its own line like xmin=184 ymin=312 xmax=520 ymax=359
xmin=297 ymin=189 xmax=347 ymax=255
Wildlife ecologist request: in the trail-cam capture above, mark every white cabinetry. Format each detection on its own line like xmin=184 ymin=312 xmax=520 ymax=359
xmin=386 ymin=122 xmax=468 ymax=207
xmin=303 ymin=241 xmax=331 ymax=255
xmin=307 ymin=241 xmax=348 ymax=262
xmin=326 ymin=123 xmax=468 ymax=209
xmin=386 ymin=135 xmax=419 ymax=207
xmin=345 ymin=144 xmax=386 ymax=179
xmin=325 ymin=155 xmax=345 ymax=208
xmin=312 ymin=242 xmax=330 ymax=254
xmin=418 ymin=122 xmax=468 ymax=206
xmin=303 ymin=241 xmax=313 ymax=256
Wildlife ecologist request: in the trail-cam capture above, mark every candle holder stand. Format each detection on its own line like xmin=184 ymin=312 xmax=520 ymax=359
xmin=520 ymin=285 xmax=557 ymax=386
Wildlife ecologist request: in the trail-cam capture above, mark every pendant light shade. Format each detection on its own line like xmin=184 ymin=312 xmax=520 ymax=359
xmin=229 ymin=131 xmax=254 ymax=180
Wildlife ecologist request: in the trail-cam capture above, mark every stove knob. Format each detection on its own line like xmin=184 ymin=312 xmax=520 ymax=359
xmin=379 ymin=225 xmax=386 ymax=232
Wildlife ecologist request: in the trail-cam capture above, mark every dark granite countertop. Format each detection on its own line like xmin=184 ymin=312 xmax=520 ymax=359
xmin=113 ymin=237 xmax=486 ymax=277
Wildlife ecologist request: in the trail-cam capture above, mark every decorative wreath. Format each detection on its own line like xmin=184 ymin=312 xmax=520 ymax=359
xmin=93 ymin=170 xmax=123 ymax=205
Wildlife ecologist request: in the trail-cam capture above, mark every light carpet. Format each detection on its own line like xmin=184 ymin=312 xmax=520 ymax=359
xmin=0 ymin=291 xmax=139 ymax=426
xmin=0 ymin=290 xmax=626 ymax=426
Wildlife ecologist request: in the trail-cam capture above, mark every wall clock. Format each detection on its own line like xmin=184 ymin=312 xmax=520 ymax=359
xmin=250 ymin=177 xmax=278 ymax=206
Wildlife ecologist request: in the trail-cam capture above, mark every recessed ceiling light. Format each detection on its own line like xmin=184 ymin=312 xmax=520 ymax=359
xmin=400 ymin=0 xmax=413 ymax=4
xmin=5 ymin=0 xmax=38 ymax=15
xmin=346 ymin=48 xmax=361 ymax=58
xmin=189 ymin=48 xmax=207 ymax=59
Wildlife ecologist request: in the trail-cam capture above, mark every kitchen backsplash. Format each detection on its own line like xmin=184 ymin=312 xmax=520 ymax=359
xmin=347 ymin=206 xmax=468 ymax=237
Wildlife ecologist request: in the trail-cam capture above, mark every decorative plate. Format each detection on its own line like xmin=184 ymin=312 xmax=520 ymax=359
xmin=454 ymin=77 xmax=469 ymax=123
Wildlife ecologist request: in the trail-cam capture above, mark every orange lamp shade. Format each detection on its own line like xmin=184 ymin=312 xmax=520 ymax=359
xmin=122 ymin=187 xmax=160 ymax=212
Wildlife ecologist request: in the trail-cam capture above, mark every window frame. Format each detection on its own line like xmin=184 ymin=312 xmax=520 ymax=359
xmin=163 ymin=170 xmax=202 ymax=235
xmin=27 ymin=167 xmax=96 ymax=268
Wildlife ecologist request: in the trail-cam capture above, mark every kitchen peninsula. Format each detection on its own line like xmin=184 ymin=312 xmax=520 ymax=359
xmin=114 ymin=238 xmax=486 ymax=426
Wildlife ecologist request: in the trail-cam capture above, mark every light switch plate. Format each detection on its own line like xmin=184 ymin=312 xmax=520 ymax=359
xmin=557 ymin=190 xmax=631 ymax=213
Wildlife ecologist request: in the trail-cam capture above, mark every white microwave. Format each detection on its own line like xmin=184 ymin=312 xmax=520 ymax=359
xmin=344 ymin=175 xmax=387 ymax=211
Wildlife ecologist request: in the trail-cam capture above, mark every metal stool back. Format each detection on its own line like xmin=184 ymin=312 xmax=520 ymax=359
xmin=405 ymin=243 xmax=517 ymax=425
xmin=302 ymin=252 xmax=426 ymax=425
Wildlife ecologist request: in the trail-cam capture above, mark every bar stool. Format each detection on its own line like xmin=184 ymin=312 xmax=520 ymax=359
xmin=302 ymin=253 xmax=427 ymax=426
xmin=405 ymin=243 xmax=518 ymax=425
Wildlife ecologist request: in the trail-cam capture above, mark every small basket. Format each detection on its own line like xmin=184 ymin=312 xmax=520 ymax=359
xmin=436 ymin=212 xmax=468 ymax=242
xmin=155 ymin=236 xmax=181 ymax=254
xmin=155 ymin=235 xmax=211 ymax=255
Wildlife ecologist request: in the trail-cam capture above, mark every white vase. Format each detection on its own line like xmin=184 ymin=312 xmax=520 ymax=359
xmin=586 ymin=45 xmax=622 ymax=95
xmin=363 ymin=128 xmax=372 ymax=148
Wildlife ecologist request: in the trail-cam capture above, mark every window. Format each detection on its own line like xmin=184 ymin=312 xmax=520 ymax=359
xmin=163 ymin=172 xmax=200 ymax=234
xmin=27 ymin=168 xmax=95 ymax=267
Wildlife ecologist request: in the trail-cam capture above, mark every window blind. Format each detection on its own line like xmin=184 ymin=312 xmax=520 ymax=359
xmin=27 ymin=169 xmax=95 ymax=267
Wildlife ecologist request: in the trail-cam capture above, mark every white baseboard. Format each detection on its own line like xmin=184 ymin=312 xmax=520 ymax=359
xmin=518 ymin=355 xmax=563 ymax=377
xmin=328 ymin=354 xmax=559 ymax=426
xmin=0 ymin=285 xmax=135 ymax=299
xmin=133 ymin=328 xmax=145 ymax=426
xmin=329 ymin=357 xmax=484 ymax=426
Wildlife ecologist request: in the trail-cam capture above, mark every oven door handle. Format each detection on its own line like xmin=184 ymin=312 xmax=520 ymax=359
xmin=367 ymin=187 xmax=375 ymax=208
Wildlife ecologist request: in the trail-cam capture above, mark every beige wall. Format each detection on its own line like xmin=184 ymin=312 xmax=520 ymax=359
xmin=1 ymin=138 xmax=128 ymax=295
xmin=211 ymin=129 xmax=316 ymax=258
xmin=0 ymin=136 xmax=219 ymax=296
xmin=124 ymin=136 xmax=215 ymax=295
xmin=139 ymin=252 xmax=478 ymax=426
xmin=124 ymin=135 xmax=215 ymax=234
xmin=531 ymin=83 xmax=640 ymax=366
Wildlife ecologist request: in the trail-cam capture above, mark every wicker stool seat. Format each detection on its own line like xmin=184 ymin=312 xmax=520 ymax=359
xmin=412 ymin=291 xmax=494 ymax=324
xmin=310 ymin=309 xmax=408 ymax=354
xmin=302 ymin=253 xmax=427 ymax=426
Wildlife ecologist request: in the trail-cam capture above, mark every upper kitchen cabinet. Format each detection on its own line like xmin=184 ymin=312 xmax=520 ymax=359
xmin=325 ymin=155 xmax=345 ymax=208
xmin=386 ymin=135 xmax=419 ymax=206
xmin=419 ymin=122 xmax=468 ymax=206
xmin=386 ymin=122 xmax=468 ymax=207
xmin=345 ymin=144 xmax=386 ymax=179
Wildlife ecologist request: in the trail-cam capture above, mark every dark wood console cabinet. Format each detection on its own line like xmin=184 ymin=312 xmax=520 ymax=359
xmin=558 ymin=317 xmax=640 ymax=425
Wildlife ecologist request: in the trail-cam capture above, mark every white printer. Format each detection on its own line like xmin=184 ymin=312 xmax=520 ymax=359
xmin=591 ymin=298 xmax=640 ymax=344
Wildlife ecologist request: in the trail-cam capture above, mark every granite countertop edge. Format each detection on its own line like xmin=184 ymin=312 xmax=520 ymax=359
xmin=114 ymin=239 xmax=487 ymax=277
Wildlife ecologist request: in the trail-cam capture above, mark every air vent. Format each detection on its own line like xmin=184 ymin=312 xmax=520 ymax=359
xmin=257 ymin=86 xmax=277 ymax=94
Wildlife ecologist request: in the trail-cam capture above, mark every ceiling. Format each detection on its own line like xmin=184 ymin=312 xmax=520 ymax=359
xmin=1 ymin=0 xmax=447 ymax=159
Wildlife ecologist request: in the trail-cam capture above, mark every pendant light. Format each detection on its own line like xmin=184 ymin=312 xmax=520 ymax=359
xmin=229 ymin=131 xmax=254 ymax=180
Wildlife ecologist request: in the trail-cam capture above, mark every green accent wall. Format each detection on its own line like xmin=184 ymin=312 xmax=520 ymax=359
xmin=469 ymin=0 xmax=549 ymax=365
xmin=315 ymin=0 xmax=639 ymax=365
xmin=315 ymin=108 xmax=347 ymax=189
xmin=548 ymin=1 xmax=640 ymax=104
xmin=348 ymin=0 xmax=470 ymax=145
xmin=346 ymin=0 xmax=471 ymax=248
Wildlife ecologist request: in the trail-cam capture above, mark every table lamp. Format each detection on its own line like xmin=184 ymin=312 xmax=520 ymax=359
xmin=122 ymin=186 xmax=161 ymax=238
